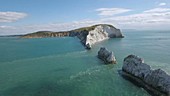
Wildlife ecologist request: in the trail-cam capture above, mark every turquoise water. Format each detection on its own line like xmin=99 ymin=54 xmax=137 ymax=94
xmin=0 ymin=31 xmax=170 ymax=96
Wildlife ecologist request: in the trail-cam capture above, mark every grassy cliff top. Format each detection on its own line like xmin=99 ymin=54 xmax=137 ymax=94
xmin=22 ymin=24 xmax=116 ymax=37
xmin=70 ymin=24 xmax=116 ymax=32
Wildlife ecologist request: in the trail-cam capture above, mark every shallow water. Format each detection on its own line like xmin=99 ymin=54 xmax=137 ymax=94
xmin=0 ymin=31 xmax=170 ymax=96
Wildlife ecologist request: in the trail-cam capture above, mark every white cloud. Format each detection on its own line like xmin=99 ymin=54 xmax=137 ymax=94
xmin=159 ymin=3 xmax=166 ymax=6
xmin=96 ymin=8 xmax=131 ymax=16
xmin=99 ymin=7 xmax=170 ymax=29
xmin=144 ymin=8 xmax=170 ymax=13
xmin=1 ymin=7 xmax=170 ymax=35
xmin=0 ymin=20 xmax=102 ymax=35
xmin=0 ymin=25 xmax=15 ymax=29
xmin=0 ymin=12 xmax=27 ymax=23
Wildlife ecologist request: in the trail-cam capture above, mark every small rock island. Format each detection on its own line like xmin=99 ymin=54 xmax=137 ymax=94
xmin=120 ymin=55 xmax=170 ymax=96
xmin=21 ymin=24 xmax=124 ymax=49
xmin=98 ymin=47 xmax=116 ymax=64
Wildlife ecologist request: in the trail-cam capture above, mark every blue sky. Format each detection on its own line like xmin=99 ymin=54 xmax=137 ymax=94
xmin=0 ymin=0 xmax=170 ymax=35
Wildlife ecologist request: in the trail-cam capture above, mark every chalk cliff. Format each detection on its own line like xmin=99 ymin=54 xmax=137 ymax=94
xmin=21 ymin=24 xmax=123 ymax=49
xmin=84 ymin=24 xmax=123 ymax=49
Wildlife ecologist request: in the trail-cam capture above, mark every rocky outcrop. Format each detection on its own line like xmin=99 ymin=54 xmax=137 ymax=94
xmin=85 ymin=43 xmax=92 ymax=49
xmin=98 ymin=47 xmax=116 ymax=64
xmin=21 ymin=24 xmax=124 ymax=49
xmin=120 ymin=55 xmax=170 ymax=96
xmin=145 ymin=69 xmax=170 ymax=95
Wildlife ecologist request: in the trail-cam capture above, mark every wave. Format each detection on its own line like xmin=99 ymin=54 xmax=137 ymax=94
xmin=64 ymin=50 xmax=87 ymax=57
xmin=69 ymin=65 xmax=115 ymax=80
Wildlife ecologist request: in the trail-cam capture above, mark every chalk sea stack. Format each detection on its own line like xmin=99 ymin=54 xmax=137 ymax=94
xmin=120 ymin=55 xmax=170 ymax=96
xmin=98 ymin=47 xmax=116 ymax=64
xmin=21 ymin=24 xmax=124 ymax=49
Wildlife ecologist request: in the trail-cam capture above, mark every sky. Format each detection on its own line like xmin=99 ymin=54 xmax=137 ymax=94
xmin=0 ymin=0 xmax=170 ymax=35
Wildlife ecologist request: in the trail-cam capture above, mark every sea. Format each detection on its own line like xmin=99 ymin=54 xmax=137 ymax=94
xmin=0 ymin=30 xmax=170 ymax=96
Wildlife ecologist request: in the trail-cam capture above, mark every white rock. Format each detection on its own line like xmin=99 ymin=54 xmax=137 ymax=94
xmin=106 ymin=52 xmax=116 ymax=63
xmin=98 ymin=47 xmax=116 ymax=64
xmin=85 ymin=25 xmax=109 ymax=46
xmin=85 ymin=25 xmax=123 ymax=48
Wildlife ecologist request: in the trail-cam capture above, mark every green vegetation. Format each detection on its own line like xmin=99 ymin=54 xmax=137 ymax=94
xmin=70 ymin=24 xmax=115 ymax=33
xmin=21 ymin=24 xmax=116 ymax=38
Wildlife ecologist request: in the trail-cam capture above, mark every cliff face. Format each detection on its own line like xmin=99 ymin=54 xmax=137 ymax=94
xmin=84 ymin=24 xmax=123 ymax=49
xmin=21 ymin=24 xmax=123 ymax=49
